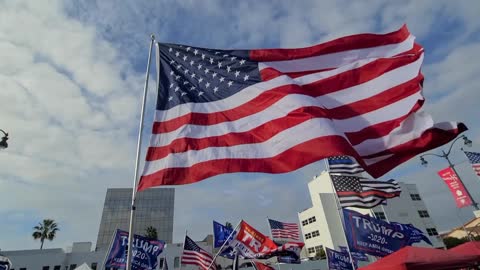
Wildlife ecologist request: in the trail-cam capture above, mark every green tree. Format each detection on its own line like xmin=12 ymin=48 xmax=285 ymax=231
xmin=32 ymin=219 xmax=59 ymax=249
xmin=314 ymin=248 xmax=326 ymax=260
xmin=145 ymin=226 xmax=158 ymax=239
xmin=225 ymin=222 xmax=233 ymax=229
xmin=443 ymin=237 xmax=468 ymax=249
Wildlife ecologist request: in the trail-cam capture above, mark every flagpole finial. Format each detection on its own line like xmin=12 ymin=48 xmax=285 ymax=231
xmin=150 ymin=34 xmax=155 ymax=41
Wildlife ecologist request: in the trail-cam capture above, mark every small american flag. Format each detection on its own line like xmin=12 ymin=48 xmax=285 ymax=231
xmin=328 ymin=156 xmax=365 ymax=175
xmin=464 ymin=151 xmax=480 ymax=177
xmin=138 ymin=25 xmax=466 ymax=190
xmin=181 ymin=235 xmax=216 ymax=270
xmin=268 ymin=219 xmax=300 ymax=241
xmin=331 ymin=175 xmax=401 ymax=208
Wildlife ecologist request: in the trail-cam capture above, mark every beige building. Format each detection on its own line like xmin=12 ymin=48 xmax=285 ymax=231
xmin=442 ymin=212 xmax=480 ymax=239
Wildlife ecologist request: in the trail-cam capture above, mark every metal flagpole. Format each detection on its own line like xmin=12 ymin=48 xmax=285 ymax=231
xmin=380 ymin=204 xmax=390 ymax=223
xmin=232 ymin=248 xmax=240 ymax=270
xmin=208 ymin=220 xmax=242 ymax=270
xmin=266 ymin=217 xmax=281 ymax=270
xmin=125 ymin=34 xmax=156 ymax=270
xmin=324 ymin=159 xmax=357 ymax=270
xmin=180 ymin=230 xmax=187 ymax=270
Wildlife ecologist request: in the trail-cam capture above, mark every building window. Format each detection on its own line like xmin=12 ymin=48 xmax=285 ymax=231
xmin=311 ymin=230 xmax=320 ymax=237
xmin=42 ymin=267 xmax=49 ymax=270
xmin=374 ymin=212 xmax=386 ymax=220
xmin=90 ymin=263 xmax=97 ymax=270
xmin=307 ymin=247 xmax=315 ymax=253
xmin=174 ymin=257 xmax=180 ymax=268
xmin=410 ymin=194 xmax=422 ymax=201
xmin=69 ymin=265 xmax=77 ymax=270
xmin=418 ymin=210 xmax=430 ymax=218
xmin=54 ymin=266 xmax=61 ymax=270
xmin=314 ymin=245 xmax=323 ymax=252
xmin=302 ymin=216 xmax=316 ymax=226
xmin=305 ymin=232 xmax=312 ymax=239
xmin=426 ymin=228 xmax=438 ymax=236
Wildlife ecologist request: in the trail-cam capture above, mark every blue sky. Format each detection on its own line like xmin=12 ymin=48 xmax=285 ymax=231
xmin=1 ymin=0 xmax=480 ymax=251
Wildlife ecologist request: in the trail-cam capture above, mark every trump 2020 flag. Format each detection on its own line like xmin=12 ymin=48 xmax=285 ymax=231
xmin=213 ymin=221 xmax=235 ymax=248
xmin=326 ymin=247 xmax=353 ymax=270
xmin=138 ymin=25 xmax=467 ymax=190
xmin=343 ymin=209 xmax=410 ymax=257
xmin=104 ymin=229 xmax=165 ymax=270
xmin=228 ymin=220 xmax=277 ymax=258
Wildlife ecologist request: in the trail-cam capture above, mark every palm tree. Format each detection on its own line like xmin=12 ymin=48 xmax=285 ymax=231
xmin=32 ymin=219 xmax=59 ymax=249
xmin=145 ymin=226 xmax=158 ymax=239
xmin=225 ymin=222 xmax=233 ymax=229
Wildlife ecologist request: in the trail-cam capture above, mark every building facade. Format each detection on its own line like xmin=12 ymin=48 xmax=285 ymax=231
xmin=441 ymin=212 xmax=480 ymax=239
xmin=298 ymin=171 xmax=444 ymax=258
xmin=96 ymin=188 xmax=175 ymax=250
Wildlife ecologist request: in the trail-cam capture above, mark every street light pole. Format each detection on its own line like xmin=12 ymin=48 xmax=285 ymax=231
xmin=420 ymin=135 xmax=478 ymax=210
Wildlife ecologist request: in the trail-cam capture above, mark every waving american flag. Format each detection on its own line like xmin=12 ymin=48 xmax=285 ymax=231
xmin=138 ymin=25 xmax=466 ymax=190
xmin=464 ymin=151 xmax=480 ymax=177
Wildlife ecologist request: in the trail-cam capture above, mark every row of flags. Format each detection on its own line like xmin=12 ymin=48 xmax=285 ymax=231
xmin=181 ymin=219 xmax=299 ymax=270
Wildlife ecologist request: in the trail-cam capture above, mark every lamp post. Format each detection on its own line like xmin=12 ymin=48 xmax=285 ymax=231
xmin=0 ymin=129 xmax=8 ymax=149
xmin=419 ymin=135 xmax=478 ymax=210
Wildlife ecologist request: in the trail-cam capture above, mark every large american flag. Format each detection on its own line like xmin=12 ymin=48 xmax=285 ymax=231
xmin=138 ymin=25 xmax=466 ymax=190
xmin=464 ymin=151 xmax=480 ymax=177
xmin=268 ymin=219 xmax=300 ymax=241
xmin=181 ymin=235 xmax=216 ymax=270
xmin=331 ymin=175 xmax=401 ymax=208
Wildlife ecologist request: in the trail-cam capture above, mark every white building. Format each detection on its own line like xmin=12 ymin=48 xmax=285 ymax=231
xmin=298 ymin=171 xmax=444 ymax=258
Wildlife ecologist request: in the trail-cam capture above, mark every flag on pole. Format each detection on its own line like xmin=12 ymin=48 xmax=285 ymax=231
xmin=138 ymin=25 xmax=467 ymax=190
xmin=181 ymin=235 xmax=217 ymax=270
xmin=268 ymin=219 xmax=300 ymax=241
xmin=327 ymin=156 xmax=365 ymax=175
xmin=213 ymin=220 xmax=235 ymax=248
xmin=464 ymin=151 xmax=480 ymax=177
xmin=331 ymin=175 xmax=401 ymax=208
xmin=229 ymin=220 xmax=277 ymax=258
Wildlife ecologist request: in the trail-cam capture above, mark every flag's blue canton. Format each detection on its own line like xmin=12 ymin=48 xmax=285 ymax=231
xmin=269 ymin=219 xmax=285 ymax=229
xmin=157 ymin=43 xmax=261 ymax=110
xmin=184 ymin=235 xmax=202 ymax=252
xmin=465 ymin=151 xmax=480 ymax=164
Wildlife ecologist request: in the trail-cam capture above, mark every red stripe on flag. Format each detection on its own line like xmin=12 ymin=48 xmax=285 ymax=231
xmin=139 ymin=136 xmax=355 ymax=189
xmin=250 ymin=25 xmax=410 ymax=61
xmin=364 ymin=123 xmax=467 ymax=177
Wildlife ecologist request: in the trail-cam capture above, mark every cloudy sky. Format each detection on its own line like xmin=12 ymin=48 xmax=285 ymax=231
xmin=1 ymin=0 xmax=480 ymax=250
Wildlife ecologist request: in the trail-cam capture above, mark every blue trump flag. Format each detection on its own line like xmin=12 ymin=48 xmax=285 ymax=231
xmin=213 ymin=221 xmax=235 ymax=248
xmin=339 ymin=246 xmax=368 ymax=262
xmin=391 ymin=222 xmax=433 ymax=246
xmin=326 ymin=247 xmax=353 ymax=270
xmin=343 ymin=209 xmax=409 ymax=257
xmin=104 ymin=229 xmax=165 ymax=270
xmin=213 ymin=221 xmax=237 ymax=259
